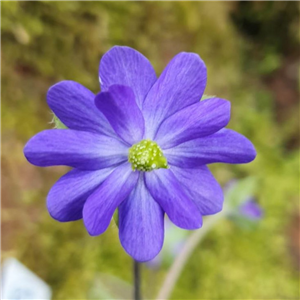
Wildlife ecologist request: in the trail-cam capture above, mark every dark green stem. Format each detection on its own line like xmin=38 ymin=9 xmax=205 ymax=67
xmin=134 ymin=260 xmax=141 ymax=300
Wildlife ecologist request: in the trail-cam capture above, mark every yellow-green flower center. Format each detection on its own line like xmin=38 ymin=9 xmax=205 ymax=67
xmin=128 ymin=139 xmax=168 ymax=172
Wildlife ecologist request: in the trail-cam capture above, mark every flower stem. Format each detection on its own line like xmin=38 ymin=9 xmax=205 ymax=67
xmin=134 ymin=259 xmax=142 ymax=300
xmin=156 ymin=209 xmax=228 ymax=300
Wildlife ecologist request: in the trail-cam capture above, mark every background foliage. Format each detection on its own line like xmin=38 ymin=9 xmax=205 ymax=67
xmin=1 ymin=1 xmax=299 ymax=299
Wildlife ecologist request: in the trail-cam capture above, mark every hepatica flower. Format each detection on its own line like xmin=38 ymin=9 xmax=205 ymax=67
xmin=24 ymin=46 xmax=256 ymax=262
xmin=239 ymin=198 xmax=263 ymax=220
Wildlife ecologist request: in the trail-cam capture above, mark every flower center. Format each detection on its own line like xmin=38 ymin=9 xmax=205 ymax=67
xmin=128 ymin=139 xmax=168 ymax=172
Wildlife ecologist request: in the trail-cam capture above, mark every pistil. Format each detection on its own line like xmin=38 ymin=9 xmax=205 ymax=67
xmin=128 ymin=139 xmax=168 ymax=172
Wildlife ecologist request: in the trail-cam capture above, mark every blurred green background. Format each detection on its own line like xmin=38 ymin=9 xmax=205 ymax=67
xmin=1 ymin=1 xmax=299 ymax=299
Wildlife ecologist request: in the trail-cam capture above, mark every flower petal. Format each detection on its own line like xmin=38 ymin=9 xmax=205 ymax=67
xmin=47 ymin=168 xmax=114 ymax=222
xmin=99 ymin=46 xmax=157 ymax=109
xmin=164 ymin=129 xmax=256 ymax=168
xmin=47 ymin=80 xmax=115 ymax=136
xmin=145 ymin=169 xmax=202 ymax=229
xmin=143 ymin=52 xmax=207 ymax=139
xmin=95 ymin=85 xmax=145 ymax=145
xmin=24 ymin=129 xmax=128 ymax=170
xmin=83 ymin=163 xmax=139 ymax=236
xmin=171 ymin=166 xmax=224 ymax=215
xmin=155 ymin=98 xmax=230 ymax=149
xmin=119 ymin=174 xmax=164 ymax=262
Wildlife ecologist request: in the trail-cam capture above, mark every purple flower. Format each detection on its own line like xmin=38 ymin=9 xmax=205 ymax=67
xmin=24 ymin=46 xmax=256 ymax=262
xmin=239 ymin=197 xmax=263 ymax=220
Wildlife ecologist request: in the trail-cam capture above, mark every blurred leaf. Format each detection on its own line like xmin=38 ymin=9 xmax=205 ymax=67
xmin=52 ymin=114 xmax=67 ymax=129
xmin=113 ymin=209 xmax=119 ymax=228
xmin=201 ymin=94 xmax=215 ymax=100
xmin=228 ymin=214 xmax=261 ymax=231
xmin=225 ymin=177 xmax=258 ymax=208
xmin=88 ymin=273 xmax=132 ymax=299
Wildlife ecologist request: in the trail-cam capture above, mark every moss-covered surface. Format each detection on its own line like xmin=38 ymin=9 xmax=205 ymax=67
xmin=2 ymin=2 xmax=299 ymax=299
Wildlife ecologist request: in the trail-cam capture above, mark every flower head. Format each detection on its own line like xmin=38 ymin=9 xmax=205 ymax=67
xmin=224 ymin=179 xmax=263 ymax=228
xmin=239 ymin=197 xmax=263 ymax=220
xmin=24 ymin=46 xmax=256 ymax=262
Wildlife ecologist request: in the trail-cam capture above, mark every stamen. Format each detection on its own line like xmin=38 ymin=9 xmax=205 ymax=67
xmin=128 ymin=139 xmax=169 ymax=172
